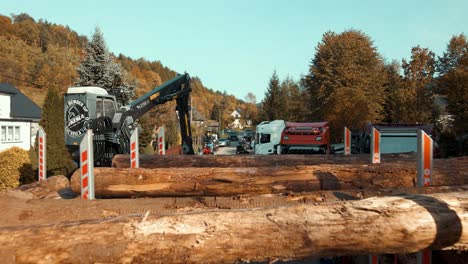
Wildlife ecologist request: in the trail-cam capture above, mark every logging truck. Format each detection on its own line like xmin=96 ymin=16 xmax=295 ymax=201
xmin=254 ymin=120 xmax=330 ymax=155
xmin=64 ymin=73 xmax=195 ymax=166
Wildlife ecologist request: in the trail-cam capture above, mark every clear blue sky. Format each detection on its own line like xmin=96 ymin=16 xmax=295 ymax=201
xmin=1 ymin=0 xmax=466 ymax=101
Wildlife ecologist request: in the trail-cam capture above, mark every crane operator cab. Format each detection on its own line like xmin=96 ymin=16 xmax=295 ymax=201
xmin=64 ymin=86 xmax=120 ymax=166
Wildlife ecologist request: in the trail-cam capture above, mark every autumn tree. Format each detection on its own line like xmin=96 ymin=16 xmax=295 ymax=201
xmin=382 ymin=61 xmax=404 ymax=123
xmin=400 ymin=46 xmax=436 ymax=123
xmin=260 ymin=71 xmax=286 ymax=121
xmin=436 ymin=34 xmax=468 ymax=137
xmin=76 ymin=27 xmax=135 ymax=106
xmin=304 ymin=30 xmax=386 ymax=140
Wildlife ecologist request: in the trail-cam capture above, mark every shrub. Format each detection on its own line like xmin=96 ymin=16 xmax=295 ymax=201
xmin=0 ymin=147 xmax=34 ymax=190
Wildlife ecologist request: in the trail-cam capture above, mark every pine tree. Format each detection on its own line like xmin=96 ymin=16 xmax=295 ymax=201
xmin=76 ymin=27 xmax=135 ymax=106
xmin=30 ymin=86 xmax=76 ymax=177
xmin=304 ymin=30 xmax=387 ymax=140
xmin=437 ymin=34 xmax=468 ymax=78
xmin=280 ymin=76 xmax=308 ymax=121
xmin=261 ymin=71 xmax=286 ymax=121
xmin=436 ymin=34 xmax=468 ymax=136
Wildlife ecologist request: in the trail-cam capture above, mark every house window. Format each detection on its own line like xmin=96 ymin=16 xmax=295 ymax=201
xmin=14 ymin=126 xmax=20 ymax=141
xmin=1 ymin=126 xmax=21 ymax=142
xmin=1 ymin=126 xmax=5 ymax=141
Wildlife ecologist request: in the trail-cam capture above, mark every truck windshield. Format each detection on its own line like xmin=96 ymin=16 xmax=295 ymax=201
xmin=96 ymin=98 xmax=116 ymax=119
xmin=104 ymin=99 xmax=115 ymax=118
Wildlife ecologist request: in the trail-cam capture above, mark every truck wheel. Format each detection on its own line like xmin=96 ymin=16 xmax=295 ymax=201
xmin=276 ymin=145 xmax=282 ymax=155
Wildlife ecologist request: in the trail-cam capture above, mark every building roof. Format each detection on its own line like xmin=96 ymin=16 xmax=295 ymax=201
xmin=0 ymin=83 xmax=42 ymax=120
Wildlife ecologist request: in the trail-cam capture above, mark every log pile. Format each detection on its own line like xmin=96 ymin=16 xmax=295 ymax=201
xmin=0 ymin=192 xmax=466 ymax=263
xmin=72 ymin=157 xmax=467 ymax=197
xmin=112 ymin=153 xmax=423 ymax=168
xmin=3 ymin=155 xmax=467 ymax=262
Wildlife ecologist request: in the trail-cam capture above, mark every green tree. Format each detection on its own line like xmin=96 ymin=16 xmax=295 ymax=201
xmin=401 ymin=46 xmax=436 ymax=123
xmin=261 ymin=71 xmax=286 ymax=121
xmin=304 ymin=30 xmax=386 ymax=140
xmin=210 ymin=103 xmax=221 ymax=121
xmin=280 ymin=76 xmax=309 ymax=121
xmin=437 ymin=34 xmax=468 ymax=78
xmin=31 ymin=86 xmax=76 ymax=177
xmin=437 ymin=34 xmax=468 ymax=136
xmin=76 ymin=27 xmax=135 ymax=106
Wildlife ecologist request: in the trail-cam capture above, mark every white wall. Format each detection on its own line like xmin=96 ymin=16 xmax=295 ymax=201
xmin=0 ymin=121 xmax=33 ymax=152
xmin=0 ymin=94 xmax=11 ymax=118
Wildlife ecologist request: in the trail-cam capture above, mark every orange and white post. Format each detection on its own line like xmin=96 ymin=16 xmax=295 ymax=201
xmin=369 ymin=127 xmax=381 ymax=264
xmin=79 ymin=129 xmax=95 ymax=200
xmin=417 ymin=130 xmax=432 ymax=187
xmin=417 ymin=129 xmax=433 ymax=264
xmin=156 ymin=126 xmax=165 ymax=155
xmin=37 ymin=126 xmax=46 ymax=181
xmin=344 ymin=127 xmax=351 ymax=155
xmin=370 ymin=127 xmax=381 ymax=164
xmin=130 ymin=129 xmax=139 ymax=168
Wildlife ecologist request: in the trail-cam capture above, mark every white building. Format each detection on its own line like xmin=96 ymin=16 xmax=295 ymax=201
xmin=0 ymin=84 xmax=41 ymax=152
xmin=229 ymin=109 xmax=243 ymax=129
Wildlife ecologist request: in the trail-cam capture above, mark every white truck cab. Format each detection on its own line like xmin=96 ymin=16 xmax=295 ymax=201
xmin=254 ymin=120 xmax=286 ymax=155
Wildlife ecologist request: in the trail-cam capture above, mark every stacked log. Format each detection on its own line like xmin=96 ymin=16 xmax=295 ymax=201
xmin=112 ymin=153 xmax=423 ymax=168
xmin=61 ymin=155 xmax=467 ymax=262
xmin=0 ymin=192 xmax=466 ymax=263
xmin=72 ymin=158 xmax=467 ymax=197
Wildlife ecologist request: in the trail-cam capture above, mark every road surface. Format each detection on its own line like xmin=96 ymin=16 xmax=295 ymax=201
xmin=216 ymin=145 xmax=236 ymax=155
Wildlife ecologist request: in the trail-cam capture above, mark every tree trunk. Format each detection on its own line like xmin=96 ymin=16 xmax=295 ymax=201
xmin=112 ymin=153 xmax=422 ymax=168
xmin=1 ymin=185 xmax=465 ymax=228
xmin=0 ymin=192 xmax=466 ymax=263
xmin=71 ymin=162 xmax=466 ymax=197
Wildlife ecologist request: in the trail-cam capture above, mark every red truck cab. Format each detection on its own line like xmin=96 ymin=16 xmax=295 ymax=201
xmin=279 ymin=121 xmax=330 ymax=154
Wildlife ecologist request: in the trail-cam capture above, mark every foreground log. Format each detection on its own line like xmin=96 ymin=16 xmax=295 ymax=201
xmin=113 ymin=153 xmax=424 ymax=168
xmin=0 ymin=192 xmax=466 ymax=263
xmin=0 ymin=175 xmax=71 ymax=200
xmin=1 ymin=185 xmax=466 ymax=228
xmin=71 ymin=162 xmax=466 ymax=197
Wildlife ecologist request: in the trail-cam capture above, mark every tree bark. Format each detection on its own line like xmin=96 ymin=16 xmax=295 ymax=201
xmin=0 ymin=175 xmax=71 ymax=200
xmin=0 ymin=192 xmax=466 ymax=263
xmin=1 ymin=185 xmax=465 ymax=228
xmin=71 ymin=162 xmax=467 ymax=197
xmin=112 ymin=153 xmax=423 ymax=168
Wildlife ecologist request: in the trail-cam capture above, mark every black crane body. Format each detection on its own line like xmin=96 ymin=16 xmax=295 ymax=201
xmin=64 ymin=73 xmax=195 ymax=166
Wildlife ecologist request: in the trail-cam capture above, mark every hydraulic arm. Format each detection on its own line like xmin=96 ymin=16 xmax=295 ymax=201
xmin=64 ymin=73 xmax=195 ymax=166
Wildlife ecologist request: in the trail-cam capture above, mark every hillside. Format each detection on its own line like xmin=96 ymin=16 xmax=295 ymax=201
xmin=0 ymin=13 xmax=258 ymax=135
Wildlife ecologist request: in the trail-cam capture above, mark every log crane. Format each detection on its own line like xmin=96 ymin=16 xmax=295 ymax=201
xmin=64 ymin=73 xmax=195 ymax=166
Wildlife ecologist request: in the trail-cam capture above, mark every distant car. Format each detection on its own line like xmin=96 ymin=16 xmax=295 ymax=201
xmin=218 ymin=138 xmax=230 ymax=147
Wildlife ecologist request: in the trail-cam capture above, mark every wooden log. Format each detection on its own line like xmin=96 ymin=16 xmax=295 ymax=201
xmin=112 ymin=154 xmax=467 ymax=173
xmin=0 ymin=192 xmax=466 ymax=263
xmin=0 ymin=175 xmax=71 ymax=200
xmin=112 ymin=153 xmax=390 ymax=168
xmin=71 ymin=162 xmax=467 ymax=197
xmin=1 ymin=185 xmax=466 ymax=228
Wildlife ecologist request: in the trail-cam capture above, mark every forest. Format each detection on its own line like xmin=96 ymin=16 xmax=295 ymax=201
xmin=260 ymin=30 xmax=467 ymax=155
xmin=0 ymin=13 xmax=258 ymax=152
